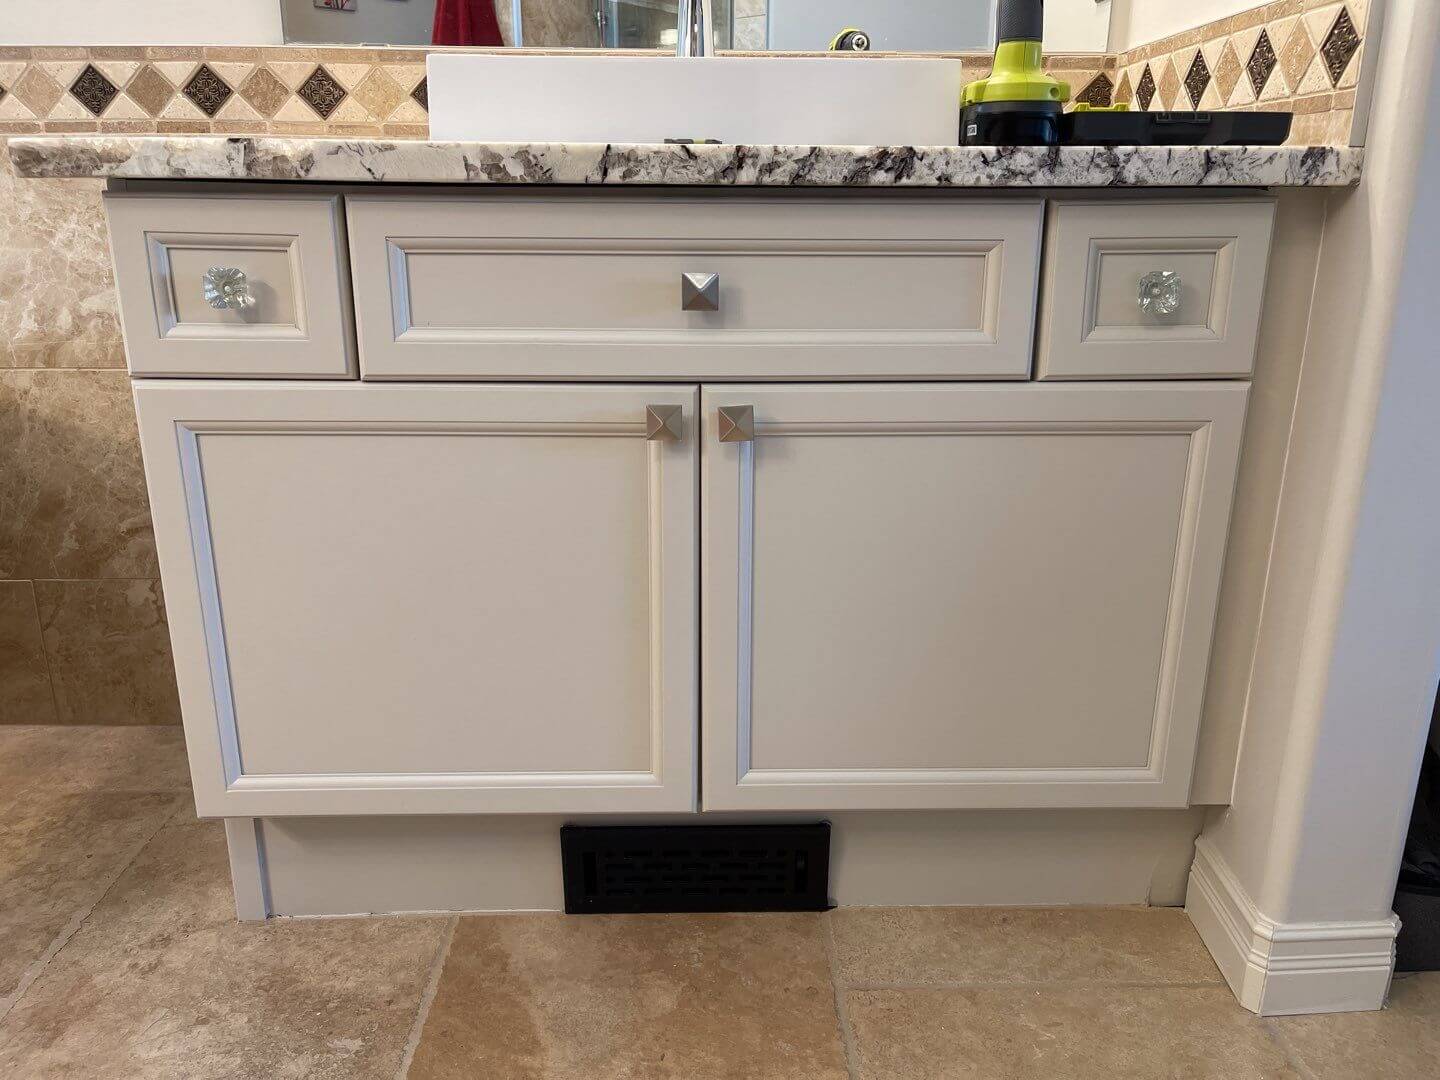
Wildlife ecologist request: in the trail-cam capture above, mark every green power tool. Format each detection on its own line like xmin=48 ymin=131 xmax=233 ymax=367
xmin=961 ymin=0 xmax=1070 ymax=145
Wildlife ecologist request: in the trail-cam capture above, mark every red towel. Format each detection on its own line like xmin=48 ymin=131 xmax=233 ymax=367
xmin=433 ymin=0 xmax=504 ymax=47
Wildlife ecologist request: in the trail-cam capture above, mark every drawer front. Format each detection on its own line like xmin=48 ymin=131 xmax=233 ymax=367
xmin=105 ymin=194 xmax=355 ymax=378
xmin=347 ymin=196 xmax=1042 ymax=381
xmin=1037 ymin=199 xmax=1275 ymax=380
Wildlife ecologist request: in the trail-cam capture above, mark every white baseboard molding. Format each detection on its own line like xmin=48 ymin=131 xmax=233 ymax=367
xmin=1186 ymin=837 xmax=1399 ymax=1016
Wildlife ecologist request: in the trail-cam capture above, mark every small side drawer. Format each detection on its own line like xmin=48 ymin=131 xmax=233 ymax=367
xmin=105 ymin=193 xmax=355 ymax=378
xmin=1036 ymin=199 xmax=1275 ymax=380
xmin=346 ymin=195 xmax=1042 ymax=381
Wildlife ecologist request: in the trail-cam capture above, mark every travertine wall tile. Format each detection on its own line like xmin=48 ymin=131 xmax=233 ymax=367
xmin=520 ymin=0 xmax=602 ymax=49
xmin=0 ymin=147 xmax=123 ymax=370
xmin=0 ymin=370 xmax=157 ymax=580
xmin=1116 ymin=0 xmax=1365 ymax=144
xmin=0 ymin=7 xmax=1354 ymax=143
xmin=34 ymin=579 xmax=180 ymax=726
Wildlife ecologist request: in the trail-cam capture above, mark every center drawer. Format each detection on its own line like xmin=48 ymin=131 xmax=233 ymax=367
xmin=346 ymin=195 xmax=1042 ymax=381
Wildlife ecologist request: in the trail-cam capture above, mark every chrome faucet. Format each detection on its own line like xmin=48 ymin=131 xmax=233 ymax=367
xmin=675 ymin=0 xmax=714 ymax=56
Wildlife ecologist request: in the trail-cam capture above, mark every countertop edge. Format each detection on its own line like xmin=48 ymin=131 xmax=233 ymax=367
xmin=6 ymin=136 xmax=1365 ymax=188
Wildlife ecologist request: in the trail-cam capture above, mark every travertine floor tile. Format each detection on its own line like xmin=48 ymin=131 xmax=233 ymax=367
xmin=1269 ymin=971 xmax=1440 ymax=1078
xmin=0 ymin=724 xmax=190 ymax=799
xmin=829 ymin=905 xmax=1223 ymax=987
xmin=0 ymin=789 xmax=180 ymax=1004
xmin=0 ymin=582 xmax=55 ymax=725
xmin=408 ymin=912 xmax=849 ymax=1080
xmin=0 ymin=810 xmax=448 ymax=1079
xmin=846 ymin=986 xmax=1301 ymax=1079
xmin=34 ymin=579 xmax=181 ymax=726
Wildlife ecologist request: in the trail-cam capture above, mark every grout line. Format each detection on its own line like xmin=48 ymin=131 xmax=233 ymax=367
xmin=822 ymin=915 xmax=861 ymax=1080
xmin=1263 ymin=1017 xmax=1323 ymax=1080
xmin=838 ymin=978 xmax=1229 ymax=992
xmin=21 ymin=578 xmax=166 ymax=583
xmin=0 ymin=790 xmax=184 ymax=1028
xmin=395 ymin=914 xmax=459 ymax=1080
xmin=164 ymin=797 xmax=198 ymax=826
xmin=21 ymin=579 xmax=64 ymax=728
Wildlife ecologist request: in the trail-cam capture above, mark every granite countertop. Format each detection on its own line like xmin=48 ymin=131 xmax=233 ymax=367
xmin=7 ymin=136 xmax=1363 ymax=188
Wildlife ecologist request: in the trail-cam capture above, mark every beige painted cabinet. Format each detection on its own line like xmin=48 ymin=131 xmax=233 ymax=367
xmin=701 ymin=383 xmax=1248 ymax=810
xmin=115 ymin=189 xmax=1267 ymax=822
xmin=134 ymin=381 xmax=699 ymax=817
xmin=135 ymin=376 xmax=1246 ymax=817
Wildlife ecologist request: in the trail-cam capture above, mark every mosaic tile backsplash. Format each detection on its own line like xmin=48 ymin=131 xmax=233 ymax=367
xmin=1112 ymin=0 xmax=1367 ymax=147
xmin=0 ymin=0 xmax=1372 ymax=725
xmin=0 ymin=2 xmax=1367 ymax=145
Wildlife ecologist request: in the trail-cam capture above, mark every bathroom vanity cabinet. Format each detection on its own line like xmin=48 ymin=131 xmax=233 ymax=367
xmin=106 ymin=188 xmax=1269 ymax=823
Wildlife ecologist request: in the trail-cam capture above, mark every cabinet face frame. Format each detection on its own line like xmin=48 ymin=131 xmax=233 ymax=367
xmin=346 ymin=195 xmax=1043 ymax=382
xmin=134 ymin=381 xmax=698 ymax=817
xmin=105 ymin=194 xmax=357 ymax=379
xmin=700 ymin=383 xmax=1249 ymax=811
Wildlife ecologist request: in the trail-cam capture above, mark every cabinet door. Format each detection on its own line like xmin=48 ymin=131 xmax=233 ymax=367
xmin=135 ymin=382 xmax=697 ymax=817
xmin=701 ymin=383 xmax=1247 ymax=811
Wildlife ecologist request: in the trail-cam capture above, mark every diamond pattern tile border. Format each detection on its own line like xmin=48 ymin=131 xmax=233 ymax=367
xmin=297 ymin=65 xmax=347 ymax=119
xmin=182 ymin=64 xmax=233 ymax=118
xmin=1247 ymin=29 xmax=1278 ymax=95
xmin=1184 ymin=51 xmax=1211 ymax=109
xmin=0 ymin=2 xmax=1367 ymax=146
xmin=1321 ymin=7 xmax=1361 ymax=86
xmin=1136 ymin=65 xmax=1156 ymax=111
xmin=125 ymin=65 xmax=175 ymax=117
xmin=70 ymin=64 xmax=119 ymax=117
xmin=1075 ymin=73 xmax=1114 ymax=108
xmin=238 ymin=66 xmax=290 ymax=119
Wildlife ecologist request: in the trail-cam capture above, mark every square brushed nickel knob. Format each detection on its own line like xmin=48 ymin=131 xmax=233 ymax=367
xmin=681 ymin=271 xmax=720 ymax=311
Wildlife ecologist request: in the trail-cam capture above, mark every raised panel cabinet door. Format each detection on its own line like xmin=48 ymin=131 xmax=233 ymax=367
xmin=701 ymin=383 xmax=1248 ymax=811
xmin=133 ymin=382 xmax=698 ymax=817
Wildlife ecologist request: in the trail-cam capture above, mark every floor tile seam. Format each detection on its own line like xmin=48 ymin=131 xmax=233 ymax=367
xmin=1262 ymin=1016 xmax=1324 ymax=1080
xmin=0 ymin=789 xmax=184 ymax=1027
xmin=12 ymin=579 xmax=172 ymax=584
xmin=823 ymin=915 xmax=862 ymax=1080
xmin=161 ymin=797 xmax=200 ymax=827
xmin=29 ymin=580 xmax=63 ymax=727
xmin=838 ymin=977 xmax=1231 ymax=993
xmin=396 ymin=914 xmax=459 ymax=1080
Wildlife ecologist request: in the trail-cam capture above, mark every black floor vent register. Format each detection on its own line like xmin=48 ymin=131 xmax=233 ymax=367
xmin=560 ymin=823 xmax=832 ymax=914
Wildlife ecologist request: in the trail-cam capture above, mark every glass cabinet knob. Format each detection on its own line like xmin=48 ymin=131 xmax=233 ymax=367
xmin=202 ymin=266 xmax=254 ymax=310
xmin=1138 ymin=270 xmax=1182 ymax=317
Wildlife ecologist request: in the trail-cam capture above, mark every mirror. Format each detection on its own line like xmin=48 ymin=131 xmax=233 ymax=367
xmin=280 ymin=0 xmax=739 ymax=49
xmin=278 ymin=1 xmax=1113 ymax=53
xmin=766 ymin=2 xmax=991 ymax=52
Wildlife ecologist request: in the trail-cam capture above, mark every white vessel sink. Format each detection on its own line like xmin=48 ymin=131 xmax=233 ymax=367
xmin=425 ymin=54 xmax=963 ymax=146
